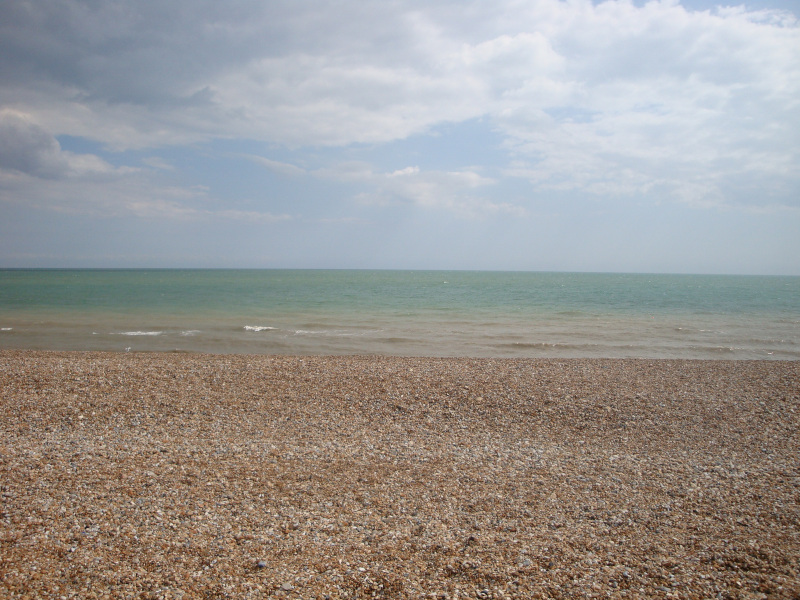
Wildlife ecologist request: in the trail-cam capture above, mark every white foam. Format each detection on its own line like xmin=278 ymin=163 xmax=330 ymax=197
xmin=293 ymin=329 xmax=371 ymax=337
xmin=0 ymin=327 xmax=12 ymax=331
xmin=244 ymin=325 xmax=277 ymax=332
xmin=116 ymin=331 xmax=163 ymax=336
xmin=180 ymin=330 xmax=201 ymax=336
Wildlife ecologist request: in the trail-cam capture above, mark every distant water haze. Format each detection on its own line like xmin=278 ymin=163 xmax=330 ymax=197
xmin=1 ymin=270 xmax=798 ymax=359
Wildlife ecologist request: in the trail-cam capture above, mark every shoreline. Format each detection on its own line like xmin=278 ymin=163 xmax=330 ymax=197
xmin=1 ymin=350 xmax=798 ymax=598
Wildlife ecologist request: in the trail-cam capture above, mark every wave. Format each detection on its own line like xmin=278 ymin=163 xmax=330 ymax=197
xmin=114 ymin=331 xmax=163 ymax=336
xmin=244 ymin=325 xmax=277 ymax=332
xmin=293 ymin=328 xmax=381 ymax=337
xmin=0 ymin=327 xmax=12 ymax=331
xmin=497 ymin=341 xmax=596 ymax=349
xmin=180 ymin=330 xmax=201 ymax=336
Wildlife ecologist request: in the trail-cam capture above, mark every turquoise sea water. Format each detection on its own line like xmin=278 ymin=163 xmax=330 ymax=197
xmin=1 ymin=269 xmax=798 ymax=358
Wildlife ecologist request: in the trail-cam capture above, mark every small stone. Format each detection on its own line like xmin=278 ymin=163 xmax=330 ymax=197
xmin=2 ymin=353 xmax=796 ymax=600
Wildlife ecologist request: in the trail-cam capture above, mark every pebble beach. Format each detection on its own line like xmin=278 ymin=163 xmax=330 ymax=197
xmin=1 ymin=351 xmax=798 ymax=599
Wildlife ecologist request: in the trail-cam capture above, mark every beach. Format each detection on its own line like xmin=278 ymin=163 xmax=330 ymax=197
xmin=1 ymin=351 xmax=798 ymax=599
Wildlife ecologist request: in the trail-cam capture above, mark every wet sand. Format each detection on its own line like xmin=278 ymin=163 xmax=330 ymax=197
xmin=1 ymin=351 xmax=798 ymax=599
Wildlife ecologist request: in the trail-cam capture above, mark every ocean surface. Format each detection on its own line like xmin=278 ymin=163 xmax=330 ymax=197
xmin=1 ymin=269 xmax=798 ymax=359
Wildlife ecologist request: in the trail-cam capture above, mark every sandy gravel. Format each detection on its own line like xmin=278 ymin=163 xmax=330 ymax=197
xmin=0 ymin=351 xmax=798 ymax=599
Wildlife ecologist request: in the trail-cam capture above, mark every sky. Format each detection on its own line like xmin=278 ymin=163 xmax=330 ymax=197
xmin=0 ymin=0 xmax=798 ymax=274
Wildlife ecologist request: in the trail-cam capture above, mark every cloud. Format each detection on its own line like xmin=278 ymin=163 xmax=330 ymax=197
xmin=0 ymin=164 xmax=290 ymax=222
xmin=389 ymin=166 xmax=420 ymax=177
xmin=256 ymin=157 xmax=511 ymax=216
xmin=141 ymin=156 xmax=174 ymax=170
xmin=215 ymin=209 xmax=292 ymax=223
xmin=345 ymin=164 xmax=511 ymax=216
xmin=313 ymin=161 xmax=375 ymax=183
xmin=0 ymin=0 xmax=797 ymax=214
xmin=0 ymin=112 xmax=289 ymax=222
xmin=489 ymin=1 xmax=800 ymax=208
xmin=247 ymin=156 xmax=306 ymax=177
xmin=0 ymin=110 xmax=70 ymax=178
xmin=0 ymin=110 xmax=133 ymax=181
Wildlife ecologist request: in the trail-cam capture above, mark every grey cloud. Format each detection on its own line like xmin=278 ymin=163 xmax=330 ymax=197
xmin=1 ymin=1 xmax=258 ymax=106
xmin=0 ymin=0 xmax=797 ymax=211
xmin=0 ymin=0 xmax=456 ymax=149
xmin=0 ymin=111 xmax=126 ymax=180
xmin=0 ymin=0 xmax=422 ymax=107
xmin=0 ymin=112 xmax=67 ymax=178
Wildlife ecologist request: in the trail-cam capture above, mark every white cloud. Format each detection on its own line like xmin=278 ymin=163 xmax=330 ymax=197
xmin=389 ymin=166 xmax=420 ymax=177
xmin=487 ymin=2 xmax=800 ymax=208
xmin=0 ymin=0 xmax=797 ymax=214
xmin=247 ymin=156 xmax=306 ymax=177
xmin=313 ymin=161 xmax=375 ymax=183
xmin=215 ymin=209 xmax=292 ymax=223
xmin=345 ymin=164 xmax=510 ymax=216
xmin=142 ymin=157 xmax=175 ymax=170
xmin=295 ymin=158 xmax=510 ymax=216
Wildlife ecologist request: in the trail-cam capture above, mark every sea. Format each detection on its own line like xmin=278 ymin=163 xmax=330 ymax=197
xmin=1 ymin=269 xmax=798 ymax=359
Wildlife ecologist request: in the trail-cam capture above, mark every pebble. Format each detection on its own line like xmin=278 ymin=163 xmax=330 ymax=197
xmin=0 ymin=351 xmax=797 ymax=599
